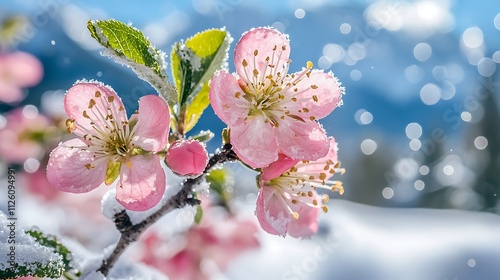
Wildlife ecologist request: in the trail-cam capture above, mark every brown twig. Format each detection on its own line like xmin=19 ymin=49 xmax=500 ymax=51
xmin=97 ymin=144 xmax=238 ymax=276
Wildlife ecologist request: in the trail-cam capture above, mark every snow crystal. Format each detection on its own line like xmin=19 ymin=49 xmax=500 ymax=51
xmin=78 ymin=250 xmax=168 ymax=280
xmin=0 ymin=211 xmax=63 ymax=275
xmin=100 ymin=49 xmax=176 ymax=106
xmin=265 ymin=210 xmax=289 ymax=237
xmin=101 ymin=181 xmax=185 ymax=225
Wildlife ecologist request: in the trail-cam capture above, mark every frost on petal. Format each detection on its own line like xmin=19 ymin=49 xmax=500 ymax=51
xmin=132 ymin=95 xmax=170 ymax=152
xmin=287 ymin=191 xmax=321 ymax=238
xmin=116 ymin=155 xmax=166 ymax=211
xmin=234 ymin=27 xmax=290 ymax=84
xmin=64 ymin=82 xmax=127 ymax=136
xmin=230 ymin=117 xmax=279 ymax=168
xmin=288 ymin=70 xmax=343 ymax=120
xmin=297 ymin=137 xmax=339 ymax=181
xmin=165 ymin=140 xmax=208 ymax=176
xmin=209 ymin=70 xmax=249 ymax=126
xmin=276 ymin=120 xmax=329 ymax=161
xmin=256 ymin=186 xmax=290 ymax=236
xmin=46 ymin=138 xmax=106 ymax=193
xmin=261 ymin=154 xmax=299 ymax=181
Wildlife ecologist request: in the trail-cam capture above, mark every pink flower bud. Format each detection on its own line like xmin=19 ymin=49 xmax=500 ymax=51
xmin=166 ymin=140 xmax=208 ymax=176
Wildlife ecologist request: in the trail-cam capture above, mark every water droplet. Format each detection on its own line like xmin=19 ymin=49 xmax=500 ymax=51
xmin=340 ymin=23 xmax=351 ymax=34
xmin=382 ymin=187 xmax=394 ymax=199
xmin=295 ymin=8 xmax=305 ymax=19
xmin=360 ymin=139 xmax=377 ymax=155
xmin=406 ymin=122 xmax=422 ymax=139
xmin=474 ymin=136 xmax=488 ymax=150
xmin=462 ymin=27 xmax=483 ymax=48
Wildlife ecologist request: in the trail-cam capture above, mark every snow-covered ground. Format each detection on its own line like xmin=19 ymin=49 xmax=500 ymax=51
xmin=228 ymin=200 xmax=500 ymax=280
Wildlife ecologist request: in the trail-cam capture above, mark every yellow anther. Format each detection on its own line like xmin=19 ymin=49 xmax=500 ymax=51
xmin=312 ymin=95 xmax=318 ymax=102
xmin=322 ymin=205 xmax=329 ymax=213
xmin=253 ymin=69 xmax=259 ymax=77
xmin=292 ymin=211 xmax=299 ymax=219
xmin=95 ymin=91 xmax=101 ymax=97
xmin=322 ymin=194 xmax=330 ymax=203
xmin=291 ymin=199 xmax=298 ymax=204
xmin=108 ymin=96 xmax=114 ymax=103
xmin=306 ymin=61 xmax=313 ymax=69
xmin=82 ymin=110 xmax=90 ymax=119
xmin=242 ymin=59 xmax=248 ymax=67
xmin=312 ymin=200 xmax=318 ymax=206
xmin=311 ymin=85 xmax=318 ymax=89
xmin=310 ymin=116 xmax=316 ymax=121
xmin=235 ymin=92 xmax=241 ymax=98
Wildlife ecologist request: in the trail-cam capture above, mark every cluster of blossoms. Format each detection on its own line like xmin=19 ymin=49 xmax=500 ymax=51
xmin=210 ymin=27 xmax=345 ymax=237
xmin=46 ymin=27 xmax=344 ymax=239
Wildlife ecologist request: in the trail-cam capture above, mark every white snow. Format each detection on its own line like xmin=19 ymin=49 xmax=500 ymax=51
xmin=227 ymin=200 xmax=500 ymax=280
xmin=0 ymin=211 xmax=63 ymax=276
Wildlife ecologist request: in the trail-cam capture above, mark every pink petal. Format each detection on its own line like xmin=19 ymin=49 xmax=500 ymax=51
xmin=209 ymin=70 xmax=250 ymax=126
xmin=276 ymin=119 xmax=329 ymax=161
xmin=287 ymin=70 xmax=343 ymax=120
xmin=0 ymin=82 xmax=24 ymax=103
xmin=297 ymin=137 xmax=339 ymax=181
xmin=287 ymin=191 xmax=321 ymax=238
xmin=234 ymin=27 xmax=290 ymax=84
xmin=64 ymin=82 xmax=127 ymax=137
xmin=115 ymin=155 xmax=166 ymax=211
xmin=1 ymin=52 xmax=43 ymax=87
xmin=255 ymin=186 xmax=290 ymax=236
xmin=261 ymin=154 xmax=299 ymax=181
xmin=165 ymin=140 xmax=208 ymax=176
xmin=46 ymin=138 xmax=107 ymax=193
xmin=131 ymin=95 xmax=170 ymax=152
xmin=230 ymin=117 xmax=279 ymax=168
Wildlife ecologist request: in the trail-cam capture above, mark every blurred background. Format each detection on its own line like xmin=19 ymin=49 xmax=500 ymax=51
xmin=1 ymin=0 xmax=500 ymax=279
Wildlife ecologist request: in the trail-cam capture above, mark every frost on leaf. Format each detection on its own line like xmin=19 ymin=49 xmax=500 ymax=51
xmin=0 ymin=212 xmax=67 ymax=278
xmin=87 ymin=19 xmax=177 ymax=107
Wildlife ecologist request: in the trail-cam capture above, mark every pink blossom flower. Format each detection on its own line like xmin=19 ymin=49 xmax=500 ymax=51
xmin=138 ymin=212 xmax=259 ymax=280
xmin=165 ymin=140 xmax=208 ymax=176
xmin=256 ymin=138 xmax=344 ymax=238
xmin=0 ymin=107 xmax=54 ymax=164
xmin=0 ymin=51 xmax=43 ymax=103
xmin=209 ymin=27 xmax=344 ymax=168
xmin=46 ymin=82 xmax=170 ymax=211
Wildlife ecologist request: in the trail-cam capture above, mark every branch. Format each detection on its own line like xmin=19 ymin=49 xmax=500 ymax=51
xmin=97 ymin=144 xmax=238 ymax=276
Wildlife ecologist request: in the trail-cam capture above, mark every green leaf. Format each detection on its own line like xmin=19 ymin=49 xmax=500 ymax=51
xmin=189 ymin=129 xmax=214 ymax=143
xmin=26 ymin=229 xmax=80 ymax=277
xmin=206 ymin=168 xmax=234 ymax=209
xmin=87 ymin=19 xmax=177 ymax=107
xmin=184 ymin=82 xmax=210 ymax=132
xmin=0 ymin=213 xmax=68 ymax=279
xmin=171 ymin=28 xmax=232 ymax=133
xmin=194 ymin=205 xmax=203 ymax=224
